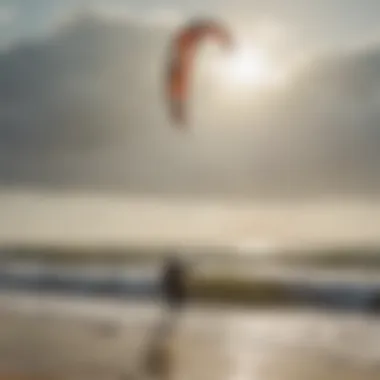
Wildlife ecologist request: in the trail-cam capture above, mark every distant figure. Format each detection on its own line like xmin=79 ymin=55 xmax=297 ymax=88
xmin=144 ymin=256 xmax=188 ymax=378
xmin=161 ymin=256 xmax=188 ymax=313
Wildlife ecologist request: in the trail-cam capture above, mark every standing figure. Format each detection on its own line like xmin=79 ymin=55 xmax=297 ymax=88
xmin=144 ymin=255 xmax=189 ymax=378
xmin=162 ymin=256 xmax=188 ymax=315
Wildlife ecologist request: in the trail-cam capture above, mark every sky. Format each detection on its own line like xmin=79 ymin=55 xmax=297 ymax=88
xmin=0 ymin=0 xmax=379 ymax=246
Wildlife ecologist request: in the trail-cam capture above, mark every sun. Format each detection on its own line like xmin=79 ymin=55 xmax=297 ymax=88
xmin=216 ymin=45 xmax=284 ymax=89
xmin=226 ymin=48 xmax=270 ymax=85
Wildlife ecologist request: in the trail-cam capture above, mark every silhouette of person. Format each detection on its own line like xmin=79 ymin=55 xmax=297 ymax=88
xmin=161 ymin=255 xmax=188 ymax=313
xmin=144 ymin=255 xmax=189 ymax=377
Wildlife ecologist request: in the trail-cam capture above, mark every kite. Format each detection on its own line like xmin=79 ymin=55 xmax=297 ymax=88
xmin=166 ymin=19 xmax=233 ymax=127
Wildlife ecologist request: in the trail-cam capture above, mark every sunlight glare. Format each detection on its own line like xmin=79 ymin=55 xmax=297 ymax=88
xmin=217 ymin=45 xmax=284 ymax=89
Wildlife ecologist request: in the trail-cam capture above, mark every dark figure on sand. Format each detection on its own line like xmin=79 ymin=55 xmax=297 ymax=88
xmin=162 ymin=256 xmax=188 ymax=312
xmin=144 ymin=256 xmax=189 ymax=378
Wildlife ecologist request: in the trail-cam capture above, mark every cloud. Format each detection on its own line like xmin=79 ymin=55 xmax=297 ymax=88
xmin=0 ymin=12 xmax=379 ymax=199
xmin=66 ymin=2 xmax=184 ymax=29
xmin=0 ymin=4 xmax=17 ymax=48
xmin=0 ymin=4 xmax=15 ymax=26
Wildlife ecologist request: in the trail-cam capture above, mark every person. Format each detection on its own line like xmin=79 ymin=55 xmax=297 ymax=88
xmin=161 ymin=255 xmax=188 ymax=314
xmin=143 ymin=255 xmax=188 ymax=377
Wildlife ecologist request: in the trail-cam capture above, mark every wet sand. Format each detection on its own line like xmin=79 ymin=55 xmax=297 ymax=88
xmin=0 ymin=292 xmax=379 ymax=380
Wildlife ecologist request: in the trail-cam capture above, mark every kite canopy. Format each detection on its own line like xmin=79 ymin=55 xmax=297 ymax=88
xmin=166 ymin=19 xmax=233 ymax=127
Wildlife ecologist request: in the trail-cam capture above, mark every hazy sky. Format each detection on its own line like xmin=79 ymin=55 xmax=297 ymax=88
xmin=0 ymin=1 xmax=379 ymax=246
xmin=0 ymin=0 xmax=379 ymax=199
xmin=2 ymin=1 xmax=380 ymax=48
